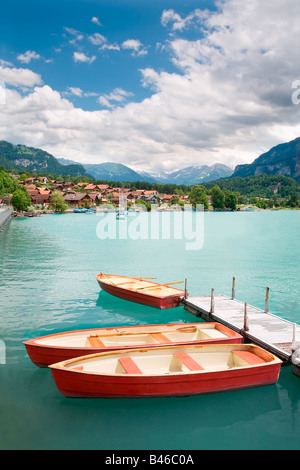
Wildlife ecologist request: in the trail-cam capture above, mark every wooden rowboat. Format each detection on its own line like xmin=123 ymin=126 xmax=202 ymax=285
xmin=96 ymin=273 xmax=186 ymax=309
xmin=24 ymin=322 xmax=242 ymax=367
xmin=49 ymin=344 xmax=282 ymax=398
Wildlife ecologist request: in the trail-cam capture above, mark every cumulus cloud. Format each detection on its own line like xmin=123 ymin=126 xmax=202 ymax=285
xmin=88 ymin=33 xmax=107 ymax=46
xmin=91 ymin=17 xmax=102 ymax=26
xmin=73 ymin=52 xmax=96 ymax=64
xmin=0 ymin=65 xmax=42 ymax=88
xmin=98 ymin=88 xmax=134 ymax=108
xmin=161 ymin=8 xmax=208 ymax=32
xmin=121 ymin=39 xmax=148 ymax=56
xmin=1 ymin=0 xmax=300 ymax=173
xmin=17 ymin=50 xmax=41 ymax=64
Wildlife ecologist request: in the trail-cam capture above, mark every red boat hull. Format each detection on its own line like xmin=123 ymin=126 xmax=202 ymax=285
xmin=24 ymin=323 xmax=243 ymax=367
xmin=97 ymin=277 xmax=184 ymax=309
xmin=50 ymin=362 xmax=281 ymax=398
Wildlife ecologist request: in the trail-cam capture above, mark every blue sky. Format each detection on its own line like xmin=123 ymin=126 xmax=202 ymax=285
xmin=1 ymin=0 xmax=216 ymax=109
xmin=0 ymin=0 xmax=300 ymax=173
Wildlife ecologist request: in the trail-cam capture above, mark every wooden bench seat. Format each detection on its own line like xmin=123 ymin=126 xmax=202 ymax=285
xmin=151 ymin=333 xmax=170 ymax=344
xmin=232 ymin=350 xmax=266 ymax=365
xmin=118 ymin=356 xmax=143 ymax=374
xmin=173 ymin=352 xmax=204 ymax=371
xmin=87 ymin=336 xmax=106 ymax=348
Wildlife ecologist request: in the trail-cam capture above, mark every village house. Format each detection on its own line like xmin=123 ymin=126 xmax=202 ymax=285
xmin=63 ymin=192 xmax=93 ymax=208
xmin=162 ymin=194 xmax=175 ymax=204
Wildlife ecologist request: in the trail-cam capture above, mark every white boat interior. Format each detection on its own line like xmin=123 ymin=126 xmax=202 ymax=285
xmin=53 ymin=345 xmax=279 ymax=376
xmin=98 ymin=274 xmax=184 ymax=297
xmin=35 ymin=323 xmax=231 ymax=348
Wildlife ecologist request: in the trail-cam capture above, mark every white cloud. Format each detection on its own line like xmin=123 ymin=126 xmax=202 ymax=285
xmin=73 ymin=52 xmax=96 ymax=64
xmin=66 ymin=87 xmax=98 ymax=98
xmin=0 ymin=59 xmax=14 ymax=67
xmin=67 ymin=87 xmax=83 ymax=97
xmin=0 ymin=65 xmax=42 ymax=87
xmin=98 ymin=88 xmax=134 ymax=108
xmin=91 ymin=17 xmax=102 ymax=26
xmin=121 ymin=39 xmax=148 ymax=56
xmin=161 ymin=8 xmax=208 ymax=32
xmin=99 ymin=43 xmax=120 ymax=52
xmin=17 ymin=50 xmax=41 ymax=64
xmin=88 ymin=33 xmax=107 ymax=46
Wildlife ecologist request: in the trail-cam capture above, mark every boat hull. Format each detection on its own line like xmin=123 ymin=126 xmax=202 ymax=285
xmin=96 ymin=274 xmax=184 ymax=309
xmin=50 ymin=345 xmax=282 ymax=398
xmin=24 ymin=322 xmax=242 ymax=367
xmin=51 ymin=364 xmax=281 ymax=398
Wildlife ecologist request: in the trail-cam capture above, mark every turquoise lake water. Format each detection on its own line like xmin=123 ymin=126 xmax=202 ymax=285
xmin=0 ymin=210 xmax=300 ymax=450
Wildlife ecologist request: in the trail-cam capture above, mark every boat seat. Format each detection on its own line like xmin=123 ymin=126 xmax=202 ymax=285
xmin=87 ymin=336 xmax=106 ymax=348
xmin=151 ymin=333 xmax=170 ymax=344
xmin=173 ymin=352 xmax=204 ymax=371
xmin=118 ymin=356 xmax=143 ymax=375
xmin=232 ymin=350 xmax=266 ymax=365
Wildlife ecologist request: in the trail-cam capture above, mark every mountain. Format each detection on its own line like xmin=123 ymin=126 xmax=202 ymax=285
xmin=164 ymin=163 xmax=233 ymax=185
xmin=83 ymin=162 xmax=149 ymax=182
xmin=140 ymin=163 xmax=233 ymax=185
xmin=233 ymin=137 xmax=300 ymax=182
xmin=0 ymin=141 xmax=90 ymax=178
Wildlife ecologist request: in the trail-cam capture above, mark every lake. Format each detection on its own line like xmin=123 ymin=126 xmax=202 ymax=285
xmin=0 ymin=210 xmax=300 ymax=450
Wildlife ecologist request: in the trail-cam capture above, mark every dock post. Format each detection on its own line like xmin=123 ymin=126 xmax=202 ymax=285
xmin=231 ymin=277 xmax=235 ymax=300
xmin=265 ymin=287 xmax=269 ymax=312
xmin=292 ymin=323 xmax=298 ymax=353
xmin=184 ymin=278 xmax=188 ymax=300
xmin=210 ymin=288 xmax=214 ymax=314
xmin=243 ymin=302 xmax=249 ymax=331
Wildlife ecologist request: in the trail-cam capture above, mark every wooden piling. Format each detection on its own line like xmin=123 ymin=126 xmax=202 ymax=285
xmin=243 ymin=302 xmax=249 ymax=331
xmin=231 ymin=276 xmax=235 ymax=300
xmin=265 ymin=287 xmax=269 ymax=312
xmin=210 ymin=288 xmax=214 ymax=314
xmin=184 ymin=278 xmax=188 ymax=300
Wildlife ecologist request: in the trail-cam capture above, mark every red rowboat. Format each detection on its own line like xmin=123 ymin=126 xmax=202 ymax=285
xmin=96 ymin=273 xmax=185 ymax=309
xmin=24 ymin=322 xmax=242 ymax=367
xmin=49 ymin=344 xmax=282 ymax=398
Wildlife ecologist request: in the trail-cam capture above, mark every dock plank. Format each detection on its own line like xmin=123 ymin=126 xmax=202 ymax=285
xmin=183 ymin=295 xmax=300 ymax=363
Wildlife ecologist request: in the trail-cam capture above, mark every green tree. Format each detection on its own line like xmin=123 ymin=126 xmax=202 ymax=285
xmin=189 ymin=185 xmax=208 ymax=209
xmin=11 ymin=188 xmax=31 ymax=211
xmin=224 ymin=190 xmax=237 ymax=210
xmin=211 ymin=185 xmax=225 ymax=209
xmin=49 ymin=190 xmax=68 ymax=213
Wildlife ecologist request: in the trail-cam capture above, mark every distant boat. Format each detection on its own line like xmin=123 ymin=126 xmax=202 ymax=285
xmin=96 ymin=273 xmax=186 ymax=309
xmin=73 ymin=208 xmax=87 ymax=213
xmin=86 ymin=208 xmax=96 ymax=213
xmin=49 ymin=343 xmax=282 ymax=398
xmin=116 ymin=210 xmax=128 ymax=219
xmin=24 ymin=322 xmax=242 ymax=367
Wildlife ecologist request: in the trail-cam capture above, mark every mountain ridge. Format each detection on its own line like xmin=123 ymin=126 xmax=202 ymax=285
xmin=1 ymin=136 xmax=300 ymax=185
xmin=58 ymin=159 xmax=233 ymax=184
xmin=0 ymin=141 xmax=90 ymax=178
xmin=233 ymin=137 xmax=300 ymax=182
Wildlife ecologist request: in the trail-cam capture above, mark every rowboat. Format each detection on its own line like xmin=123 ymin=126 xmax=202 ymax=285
xmin=49 ymin=344 xmax=282 ymax=398
xmin=23 ymin=322 xmax=242 ymax=367
xmin=96 ymin=273 xmax=186 ymax=309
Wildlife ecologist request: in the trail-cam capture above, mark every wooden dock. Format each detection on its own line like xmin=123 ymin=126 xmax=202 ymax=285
xmin=183 ymin=288 xmax=300 ymax=376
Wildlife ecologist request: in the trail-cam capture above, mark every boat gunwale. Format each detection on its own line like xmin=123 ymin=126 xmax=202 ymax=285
xmin=49 ymin=344 xmax=282 ymax=377
xmin=23 ymin=322 xmax=242 ymax=350
xmin=96 ymin=273 xmax=185 ymax=298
